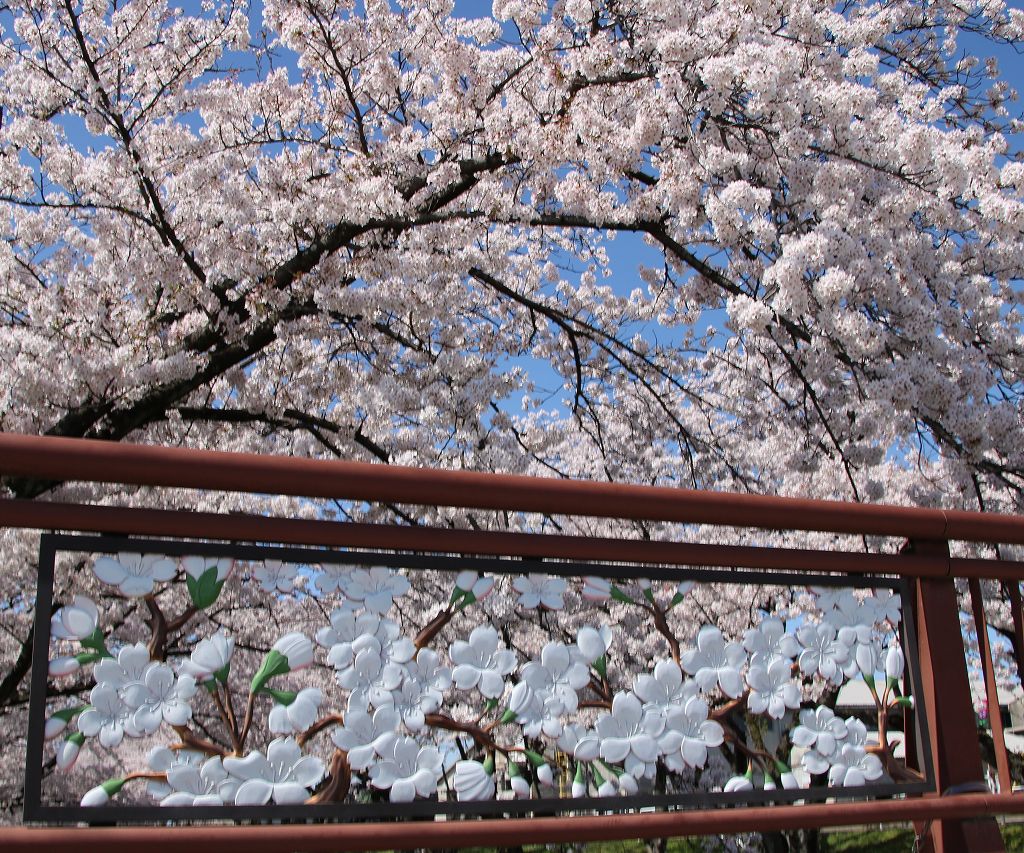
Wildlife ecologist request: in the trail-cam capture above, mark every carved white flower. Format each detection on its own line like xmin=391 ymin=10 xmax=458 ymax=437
xmin=78 ymin=683 xmax=137 ymax=747
xmin=341 ymin=566 xmax=410 ymax=614
xmin=595 ymin=691 xmax=664 ymax=779
xmin=870 ymin=588 xmax=902 ymax=626
xmin=680 ymin=626 xmax=746 ymax=698
xmin=315 ymin=563 xmax=354 ymax=595
xmin=334 ymin=634 xmax=410 ymax=705
xmin=181 ymin=556 xmax=234 ymax=583
xmin=178 ymin=630 xmax=234 ymax=683
xmin=92 ymin=553 xmax=176 ymax=597
xmin=161 ymin=756 xmax=240 ymax=806
xmin=557 ymin=722 xmax=600 ymax=762
xmin=93 ymin=642 xmax=151 ymax=691
xmin=658 ymin=695 xmax=724 ymax=770
xmin=743 ymin=617 xmax=799 ymax=669
xmin=827 ymin=744 xmax=884 ymax=786
xmin=454 ymin=759 xmax=495 ymax=801
xmin=450 ymin=625 xmax=517 ymax=698
xmin=520 ymin=641 xmax=590 ymax=723
xmin=791 ymin=706 xmax=848 ymax=761
xmin=146 ymin=747 xmax=204 ymax=800
xmin=368 ymin=736 xmax=443 ymax=802
xmin=632 ymin=659 xmax=698 ymax=716
xmin=808 ymin=586 xmax=852 ymax=612
xmin=252 ymin=559 xmax=299 ymax=594
xmin=122 ymin=662 xmax=197 ymax=734
xmin=223 ymin=737 xmax=325 ymax=805
xmin=331 ymin=701 xmax=401 ymax=770
xmin=746 ymin=658 xmax=801 ymax=719
xmin=51 ymin=596 xmax=100 ymax=641
xmin=372 ymin=648 xmax=451 ymax=729
xmin=269 ymin=687 xmax=323 ymax=735
xmin=512 ymin=574 xmax=568 ymax=610
xmin=796 ymin=622 xmax=851 ymax=684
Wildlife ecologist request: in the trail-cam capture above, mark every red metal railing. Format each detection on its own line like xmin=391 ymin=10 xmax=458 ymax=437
xmin=3 ymin=432 xmax=1024 ymax=852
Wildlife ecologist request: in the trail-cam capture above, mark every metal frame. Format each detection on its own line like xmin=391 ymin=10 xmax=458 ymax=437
xmin=25 ymin=533 xmax=933 ymax=823
xmin=2 ymin=433 xmax=1024 ymax=850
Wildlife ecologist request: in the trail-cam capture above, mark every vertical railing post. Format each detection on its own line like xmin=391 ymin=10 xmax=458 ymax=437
xmin=907 ymin=538 xmax=1005 ymax=852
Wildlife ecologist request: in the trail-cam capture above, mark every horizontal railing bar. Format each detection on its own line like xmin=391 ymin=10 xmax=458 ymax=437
xmin=8 ymin=793 xmax=1024 ymax=852
xmin=3 ymin=434 xmax=1024 ymax=542
xmin=3 ymin=499 xmax=1024 ymax=580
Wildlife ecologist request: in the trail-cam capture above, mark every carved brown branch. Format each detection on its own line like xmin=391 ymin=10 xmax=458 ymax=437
xmin=297 ymin=713 xmax=345 ymax=748
xmin=171 ymin=724 xmax=228 ymax=757
xmin=414 ymin=605 xmax=456 ymax=650
xmin=424 ymin=712 xmax=503 ymax=752
xmin=307 ymin=749 xmax=352 ymax=804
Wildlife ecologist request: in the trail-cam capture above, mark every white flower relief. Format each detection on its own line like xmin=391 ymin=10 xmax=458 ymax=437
xmin=372 ymin=648 xmax=451 ymax=729
xmin=454 ymin=759 xmax=495 ymax=801
xmin=93 ymin=642 xmax=152 ymax=690
xmin=269 ymin=687 xmax=323 ymax=735
xmin=78 ymin=683 xmax=138 ymax=747
xmin=658 ymin=695 xmax=724 ymax=770
xmin=595 ymin=691 xmax=665 ymax=779
xmin=512 ymin=574 xmax=568 ymax=610
xmin=333 ymin=634 xmax=411 ymax=705
xmin=520 ymin=642 xmax=590 ymax=729
xmin=632 ymin=659 xmax=698 ymax=716
xmin=146 ymin=746 xmax=204 ymax=800
xmin=368 ymin=736 xmax=443 ymax=802
xmin=746 ymin=658 xmax=801 ymax=719
xmin=161 ymin=756 xmax=240 ymax=806
xmin=181 ymin=556 xmax=233 ymax=583
xmin=318 ymin=611 xmax=409 ymax=654
xmin=315 ymin=563 xmax=354 ymax=595
xmin=870 ymin=588 xmax=902 ymax=626
xmin=51 ymin=596 xmax=100 ymax=641
xmin=557 ymin=722 xmax=599 ymax=762
xmin=122 ymin=663 xmax=197 ymax=734
xmin=92 ymin=553 xmax=177 ymax=597
xmin=450 ymin=625 xmax=517 ymax=699
xmin=743 ymin=617 xmax=799 ymax=669
xmin=827 ymin=744 xmax=885 ymax=787
xmin=680 ymin=626 xmax=746 ymax=698
xmin=178 ymin=630 xmax=234 ymax=683
xmin=331 ymin=701 xmax=401 ymax=770
xmin=791 ymin=706 xmax=848 ymax=762
xmin=341 ymin=566 xmax=411 ymax=614
xmin=223 ymin=737 xmax=325 ymax=805
xmin=796 ymin=622 xmax=851 ymax=684
xmin=252 ymin=559 xmax=300 ymax=594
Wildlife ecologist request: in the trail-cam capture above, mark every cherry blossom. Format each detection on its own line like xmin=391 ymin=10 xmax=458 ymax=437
xmin=796 ymin=622 xmax=851 ymax=684
xmin=520 ymin=642 xmax=590 ymax=722
xmin=450 ymin=625 xmax=517 ymax=699
xmin=331 ymin=702 xmax=401 ymax=771
xmin=575 ymin=625 xmax=613 ymax=664
xmin=742 ymin=618 xmax=799 ymax=669
xmin=658 ymin=696 xmax=725 ymax=770
xmin=251 ymin=560 xmax=300 ymax=594
xmin=93 ymin=643 xmax=152 ymax=691
xmin=223 ymin=738 xmax=325 ymax=805
xmin=581 ymin=577 xmax=611 ymax=602
xmin=315 ymin=564 xmax=354 ymax=595
xmin=680 ymin=626 xmax=747 ymax=698
xmin=827 ymin=745 xmax=885 ymax=787
xmin=632 ymin=659 xmax=698 ymax=716
xmin=367 ymin=736 xmax=443 ymax=803
xmin=791 ymin=707 xmax=848 ymax=760
xmin=145 ymin=747 xmax=205 ymax=801
xmin=92 ymin=553 xmax=177 ymax=597
xmin=372 ymin=648 xmax=450 ymax=729
xmin=77 ymin=684 xmax=136 ymax=748
xmin=746 ymin=658 xmax=801 ymax=720
xmin=512 ymin=574 xmax=568 ymax=610
xmin=333 ymin=634 xmax=411 ymax=706
xmin=594 ymin=691 xmax=665 ymax=779
xmin=122 ymin=663 xmax=197 ymax=734
xmin=556 ymin=723 xmax=599 ymax=762
xmin=161 ymin=757 xmax=240 ymax=806
xmin=341 ymin=567 xmax=410 ymax=614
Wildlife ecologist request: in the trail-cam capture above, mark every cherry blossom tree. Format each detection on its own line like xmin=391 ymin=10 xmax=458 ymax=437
xmin=1 ymin=0 xmax=1024 ymax=821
